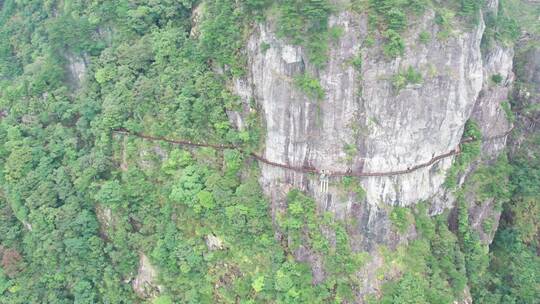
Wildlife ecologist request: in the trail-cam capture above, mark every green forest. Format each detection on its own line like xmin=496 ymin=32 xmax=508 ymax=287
xmin=0 ymin=0 xmax=538 ymax=303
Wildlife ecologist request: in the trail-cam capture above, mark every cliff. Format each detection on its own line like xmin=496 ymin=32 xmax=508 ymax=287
xmin=232 ymin=1 xmax=514 ymax=299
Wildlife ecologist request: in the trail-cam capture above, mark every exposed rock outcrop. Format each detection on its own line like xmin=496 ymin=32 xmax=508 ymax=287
xmin=132 ymin=253 xmax=163 ymax=299
xmin=205 ymin=234 xmax=225 ymax=250
xmin=65 ymin=53 xmax=88 ymax=89
xmin=465 ymin=0 xmax=515 ymax=245
xmin=234 ymin=9 xmax=489 ymax=214
xmin=234 ymin=9 xmax=486 ymax=238
xmin=471 ymin=44 xmax=514 ymax=158
xmin=232 ymin=3 xmax=513 ymax=301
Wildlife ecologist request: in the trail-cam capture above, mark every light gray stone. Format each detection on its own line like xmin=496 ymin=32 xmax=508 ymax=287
xmin=231 ymin=4 xmax=514 ymax=301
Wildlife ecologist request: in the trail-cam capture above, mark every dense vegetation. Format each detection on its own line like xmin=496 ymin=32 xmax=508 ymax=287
xmin=375 ymin=204 xmax=469 ymax=304
xmin=0 ymin=0 xmax=538 ymax=304
xmin=0 ymin=0 xmax=297 ymax=302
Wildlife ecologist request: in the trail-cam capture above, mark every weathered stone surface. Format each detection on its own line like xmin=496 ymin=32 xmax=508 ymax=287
xmin=205 ymin=234 xmax=225 ymax=250
xmin=65 ymin=53 xmax=88 ymax=89
xmin=231 ymin=3 xmax=513 ymax=301
xmin=234 ymin=9 xmax=486 ymax=215
xmin=468 ymin=197 xmax=501 ymax=244
xmin=471 ymin=44 xmax=514 ymax=157
xmin=132 ymin=253 xmax=162 ymax=299
xmin=461 ymin=1 xmax=516 ymax=246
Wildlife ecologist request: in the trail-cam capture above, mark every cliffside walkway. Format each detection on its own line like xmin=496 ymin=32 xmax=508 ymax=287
xmin=113 ymin=127 xmax=512 ymax=178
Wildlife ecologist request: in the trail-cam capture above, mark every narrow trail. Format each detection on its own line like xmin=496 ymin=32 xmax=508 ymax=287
xmin=113 ymin=126 xmax=513 ymax=178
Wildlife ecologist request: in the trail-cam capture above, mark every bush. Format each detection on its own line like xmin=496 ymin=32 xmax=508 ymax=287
xmin=405 ymin=66 xmax=423 ymax=83
xmin=482 ymin=218 xmax=494 ymax=233
xmin=470 ymin=155 xmax=513 ymax=204
xmin=494 ymin=15 xmax=520 ymax=44
xmin=351 ymin=54 xmax=363 ymax=71
xmin=280 ymin=190 xmax=368 ymax=302
xmin=444 ymin=120 xmax=482 ymax=189
xmin=341 ymin=176 xmax=366 ymax=200
xmin=383 ymin=29 xmax=405 ymax=58
xmin=408 ymin=0 xmax=430 ymax=14
xmin=419 ymin=31 xmax=431 ymax=44
xmin=392 ymin=66 xmax=423 ymax=90
xmin=329 ymin=26 xmax=344 ymax=43
xmin=305 ymin=31 xmax=330 ymax=68
xmin=390 ymin=206 xmax=412 ymax=233
xmin=501 ymin=101 xmax=515 ymax=123
xmin=380 ymin=210 xmax=468 ymax=303
xmin=343 ymin=143 xmax=358 ymax=163
xmin=368 ymin=0 xmax=431 ymax=59
xmin=260 ymin=42 xmax=271 ymax=53
xmin=386 ymin=8 xmax=407 ymax=31
xmin=392 ymin=73 xmax=407 ymax=90
xmin=491 ymin=74 xmax=503 ymax=84
xmin=364 ymin=35 xmax=375 ymax=47
xmin=276 ymin=0 xmax=334 ymax=68
xmin=460 ymin=0 xmax=482 ymax=19
xmin=435 ymin=9 xmax=455 ymax=39
xmin=294 ymin=74 xmax=325 ymax=100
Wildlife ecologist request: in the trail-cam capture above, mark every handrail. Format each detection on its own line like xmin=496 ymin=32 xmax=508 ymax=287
xmin=113 ymin=126 xmax=512 ymax=178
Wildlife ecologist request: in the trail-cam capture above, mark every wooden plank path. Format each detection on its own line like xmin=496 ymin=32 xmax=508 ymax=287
xmin=113 ymin=126 xmax=512 ymax=178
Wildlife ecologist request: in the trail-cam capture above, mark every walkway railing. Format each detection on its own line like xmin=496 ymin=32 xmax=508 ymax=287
xmin=113 ymin=126 xmax=512 ymax=178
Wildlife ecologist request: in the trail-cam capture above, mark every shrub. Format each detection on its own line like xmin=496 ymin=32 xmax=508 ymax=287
xmin=500 ymin=101 xmax=515 ymax=123
xmin=294 ymin=74 xmax=325 ymax=100
xmin=276 ymin=0 xmax=334 ymax=68
xmin=491 ymin=74 xmax=503 ymax=84
xmin=404 ymin=66 xmax=423 ymax=83
xmin=494 ymin=15 xmax=520 ymax=44
xmin=367 ymin=0 xmax=432 ymax=59
xmin=419 ymin=31 xmax=431 ymax=44
xmin=392 ymin=66 xmax=423 ymax=90
xmin=470 ymin=155 xmax=513 ymax=204
xmin=435 ymin=9 xmax=454 ymax=39
xmin=341 ymin=176 xmax=366 ymax=200
xmin=390 ymin=206 xmax=412 ymax=233
xmin=329 ymin=26 xmax=344 ymax=43
xmin=260 ymin=42 xmax=270 ymax=53
xmin=413 ymin=203 xmax=436 ymax=240
xmin=351 ymin=54 xmax=362 ymax=71
xmin=153 ymin=296 xmax=173 ymax=304
xmin=281 ymin=189 xmax=368 ymax=301
xmin=305 ymin=31 xmax=330 ymax=68
xmin=364 ymin=35 xmax=375 ymax=47
xmin=343 ymin=143 xmax=358 ymax=163
xmin=386 ymin=8 xmax=407 ymax=31
xmin=408 ymin=0 xmax=430 ymax=14
xmin=383 ymin=29 xmax=405 ymax=58
xmin=392 ymin=73 xmax=407 ymax=91
xmin=482 ymin=218 xmax=494 ymax=233
xmin=460 ymin=0 xmax=482 ymax=19
xmin=443 ymin=120 xmax=482 ymax=189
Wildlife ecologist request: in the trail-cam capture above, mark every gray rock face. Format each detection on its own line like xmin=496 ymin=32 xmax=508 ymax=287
xmin=471 ymin=8 xmax=515 ymax=158
xmin=65 ymin=53 xmax=88 ymax=89
xmin=132 ymin=253 xmax=163 ymax=299
xmin=205 ymin=234 xmax=225 ymax=251
xmin=465 ymin=2 xmax=515 ymax=245
xmin=468 ymin=197 xmax=501 ymax=244
xmin=234 ymin=9 xmax=486 ymax=221
xmin=232 ymin=4 xmax=514 ymax=301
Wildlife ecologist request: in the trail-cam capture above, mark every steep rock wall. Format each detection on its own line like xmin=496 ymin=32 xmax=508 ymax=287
xmin=232 ymin=4 xmax=514 ymax=300
xmin=465 ymin=1 xmax=515 ymax=244
xmin=234 ymin=8 xmax=485 ymax=230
